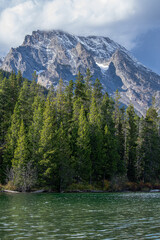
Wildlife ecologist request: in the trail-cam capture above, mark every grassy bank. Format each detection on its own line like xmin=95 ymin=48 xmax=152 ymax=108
xmin=1 ymin=181 xmax=160 ymax=193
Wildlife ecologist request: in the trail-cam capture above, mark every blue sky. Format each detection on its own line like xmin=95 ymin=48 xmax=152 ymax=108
xmin=0 ymin=0 xmax=160 ymax=74
xmin=132 ymin=29 xmax=160 ymax=74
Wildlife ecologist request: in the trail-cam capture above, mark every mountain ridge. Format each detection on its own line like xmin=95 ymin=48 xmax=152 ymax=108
xmin=1 ymin=29 xmax=160 ymax=115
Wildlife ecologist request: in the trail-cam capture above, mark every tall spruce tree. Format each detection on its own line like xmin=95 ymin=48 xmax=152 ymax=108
xmin=100 ymin=93 xmax=119 ymax=180
xmin=103 ymin=124 xmax=118 ymax=180
xmin=16 ymin=70 xmax=23 ymax=89
xmin=93 ymin=78 xmax=103 ymax=106
xmin=28 ymin=95 xmax=44 ymax=168
xmin=89 ymin=92 xmax=103 ymax=182
xmin=12 ymin=120 xmax=36 ymax=191
xmin=84 ymin=68 xmax=92 ymax=111
xmin=112 ymin=91 xmax=126 ymax=176
xmin=126 ymin=104 xmax=138 ymax=182
xmin=39 ymin=92 xmax=57 ymax=186
xmin=74 ymin=71 xmax=86 ymax=103
xmin=54 ymin=123 xmax=72 ymax=192
xmin=64 ymin=80 xmax=74 ymax=123
xmin=116 ymin=107 xmax=126 ymax=176
xmin=56 ymin=79 xmax=65 ymax=126
xmin=76 ymin=105 xmax=91 ymax=183
xmin=8 ymin=72 xmax=19 ymax=108
xmin=12 ymin=120 xmax=29 ymax=168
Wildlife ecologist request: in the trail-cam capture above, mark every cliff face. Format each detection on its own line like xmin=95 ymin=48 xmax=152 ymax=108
xmin=1 ymin=30 xmax=160 ymax=115
xmin=0 ymin=57 xmax=3 ymax=66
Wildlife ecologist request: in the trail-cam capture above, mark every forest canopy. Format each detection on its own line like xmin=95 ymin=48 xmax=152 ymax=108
xmin=0 ymin=69 xmax=160 ymax=192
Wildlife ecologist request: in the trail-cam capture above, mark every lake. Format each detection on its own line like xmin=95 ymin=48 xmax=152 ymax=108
xmin=0 ymin=192 xmax=160 ymax=239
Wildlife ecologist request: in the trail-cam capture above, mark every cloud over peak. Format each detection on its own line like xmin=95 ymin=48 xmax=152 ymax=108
xmin=0 ymin=0 xmax=160 ymax=55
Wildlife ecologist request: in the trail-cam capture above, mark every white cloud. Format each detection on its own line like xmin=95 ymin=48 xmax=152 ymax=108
xmin=0 ymin=0 xmax=160 ymax=55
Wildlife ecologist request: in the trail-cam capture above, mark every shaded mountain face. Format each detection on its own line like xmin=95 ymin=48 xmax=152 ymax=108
xmin=1 ymin=30 xmax=160 ymax=115
xmin=0 ymin=57 xmax=3 ymax=67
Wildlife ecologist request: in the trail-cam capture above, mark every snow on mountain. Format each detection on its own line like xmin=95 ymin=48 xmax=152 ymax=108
xmin=35 ymin=69 xmax=45 ymax=75
xmin=1 ymin=30 xmax=160 ymax=115
xmin=96 ymin=62 xmax=109 ymax=73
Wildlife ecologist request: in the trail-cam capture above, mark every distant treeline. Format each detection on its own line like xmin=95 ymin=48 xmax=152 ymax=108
xmin=0 ymin=69 xmax=160 ymax=192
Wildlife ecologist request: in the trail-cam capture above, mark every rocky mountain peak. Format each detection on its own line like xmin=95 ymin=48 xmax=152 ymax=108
xmin=1 ymin=29 xmax=160 ymax=115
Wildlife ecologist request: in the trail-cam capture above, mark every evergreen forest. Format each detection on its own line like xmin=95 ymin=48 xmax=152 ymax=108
xmin=0 ymin=69 xmax=160 ymax=192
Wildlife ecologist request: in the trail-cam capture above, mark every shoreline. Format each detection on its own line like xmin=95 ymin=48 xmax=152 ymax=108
xmin=1 ymin=189 xmax=160 ymax=194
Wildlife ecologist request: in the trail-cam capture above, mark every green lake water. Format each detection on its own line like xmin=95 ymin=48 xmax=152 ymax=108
xmin=0 ymin=192 xmax=160 ymax=239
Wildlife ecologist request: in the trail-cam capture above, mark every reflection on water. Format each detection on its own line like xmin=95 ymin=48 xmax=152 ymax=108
xmin=0 ymin=192 xmax=160 ymax=239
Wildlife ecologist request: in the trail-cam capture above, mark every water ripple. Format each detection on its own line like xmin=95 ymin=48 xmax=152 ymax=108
xmin=0 ymin=192 xmax=160 ymax=239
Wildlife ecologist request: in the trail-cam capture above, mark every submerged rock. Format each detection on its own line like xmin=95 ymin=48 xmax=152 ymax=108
xmin=32 ymin=189 xmax=45 ymax=193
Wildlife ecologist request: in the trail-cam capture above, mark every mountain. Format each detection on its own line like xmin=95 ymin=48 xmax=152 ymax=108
xmin=1 ymin=30 xmax=160 ymax=115
xmin=0 ymin=57 xmax=3 ymax=67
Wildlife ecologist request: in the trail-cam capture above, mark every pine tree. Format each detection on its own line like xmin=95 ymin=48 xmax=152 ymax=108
xmin=29 ymin=79 xmax=38 ymax=103
xmin=64 ymin=80 xmax=74 ymax=123
xmin=8 ymin=71 xmax=19 ymax=108
xmin=32 ymin=71 xmax=38 ymax=82
xmin=85 ymin=69 xmax=92 ymax=93
xmin=74 ymin=71 xmax=86 ymax=102
xmin=39 ymin=93 xmax=57 ymax=185
xmin=76 ymin=105 xmax=91 ymax=183
xmin=56 ymin=79 xmax=65 ymax=126
xmin=89 ymin=92 xmax=103 ymax=182
xmin=12 ymin=120 xmax=29 ymax=168
xmin=54 ymin=123 xmax=72 ymax=192
xmin=112 ymin=91 xmax=126 ymax=176
xmin=116 ymin=107 xmax=126 ymax=176
xmin=103 ymin=124 xmax=118 ymax=179
xmin=84 ymin=68 xmax=92 ymax=111
xmin=15 ymin=79 xmax=33 ymax=128
xmin=64 ymin=80 xmax=74 ymax=166
xmin=113 ymin=90 xmax=121 ymax=129
xmin=93 ymin=78 xmax=103 ymax=105
xmin=0 ymin=72 xmax=3 ymax=83
xmin=126 ymin=104 xmax=138 ymax=182
xmin=12 ymin=120 xmax=36 ymax=191
xmin=28 ymin=95 xmax=44 ymax=168
xmin=16 ymin=70 xmax=23 ymax=89
xmin=101 ymin=92 xmax=115 ymax=132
